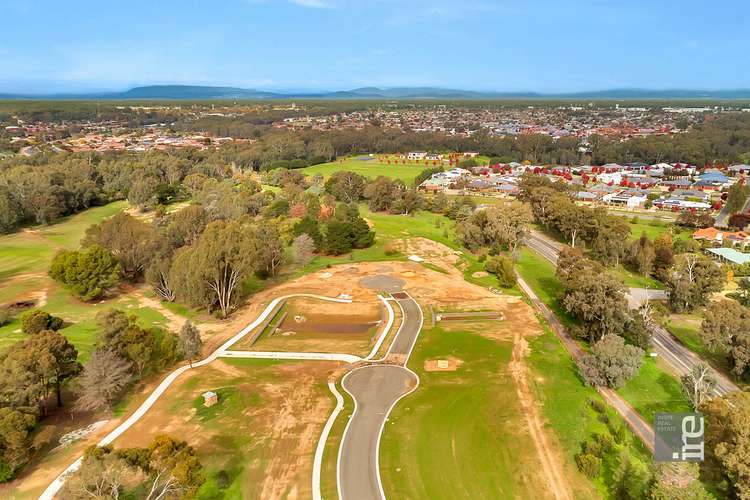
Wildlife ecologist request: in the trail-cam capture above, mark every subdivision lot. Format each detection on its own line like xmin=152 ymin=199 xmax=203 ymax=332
xmin=113 ymin=358 xmax=342 ymax=499
xmin=231 ymin=296 xmax=382 ymax=356
xmin=379 ymin=310 xmax=566 ymax=499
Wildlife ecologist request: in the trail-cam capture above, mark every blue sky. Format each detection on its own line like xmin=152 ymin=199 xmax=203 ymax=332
xmin=1 ymin=0 xmax=749 ymax=93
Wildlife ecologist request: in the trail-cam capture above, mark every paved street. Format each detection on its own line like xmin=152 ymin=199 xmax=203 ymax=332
xmin=338 ymin=294 xmax=423 ymax=500
xmin=524 ymin=231 xmax=741 ymax=398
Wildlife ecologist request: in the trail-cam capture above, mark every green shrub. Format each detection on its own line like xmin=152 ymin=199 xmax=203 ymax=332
xmin=575 ymin=453 xmax=602 ymax=479
xmin=593 ymin=432 xmax=615 ymax=453
xmin=589 ymin=398 xmax=607 ymax=414
xmin=484 ymin=255 xmax=516 ymax=287
xmin=19 ymin=309 xmax=63 ymax=334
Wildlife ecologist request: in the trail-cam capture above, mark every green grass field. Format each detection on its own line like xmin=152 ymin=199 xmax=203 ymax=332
xmin=527 ymin=324 xmax=652 ymax=498
xmin=380 ymin=322 xmax=555 ymax=498
xmin=617 ymin=357 xmax=691 ymax=421
xmin=0 ymin=200 xmax=177 ymax=361
xmin=301 ymin=156 xmax=435 ymax=184
xmin=625 ymin=218 xmax=690 ymax=241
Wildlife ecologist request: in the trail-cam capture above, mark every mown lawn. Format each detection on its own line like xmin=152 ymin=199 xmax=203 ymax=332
xmin=617 ymin=357 xmax=692 ymax=421
xmin=301 ymin=156 xmax=432 ymax=184
xmin=380 ymin=322 xmax=554 ymax=499
xmin=625 ymin=218 xmax=690 ymax=241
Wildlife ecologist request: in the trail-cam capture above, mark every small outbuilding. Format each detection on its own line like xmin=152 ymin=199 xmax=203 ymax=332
xmin=202 ymin=391 xmax=218 ymax=407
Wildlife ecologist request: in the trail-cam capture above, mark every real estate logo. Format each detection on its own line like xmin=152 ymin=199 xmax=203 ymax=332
xmin=654 ymin=412 xmax=704 ymax=462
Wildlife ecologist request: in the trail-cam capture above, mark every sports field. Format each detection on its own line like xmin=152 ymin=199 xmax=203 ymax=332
xmin=302 ymin=156 xmax=439 ymax=184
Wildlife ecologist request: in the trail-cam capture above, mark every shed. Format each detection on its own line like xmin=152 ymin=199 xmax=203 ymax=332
xmin=202 ymin=391 xmax=218 ymax=407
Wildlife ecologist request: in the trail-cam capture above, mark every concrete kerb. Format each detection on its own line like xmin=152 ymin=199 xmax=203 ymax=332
xmin=41 ymin=293 xmax=352 ymax=500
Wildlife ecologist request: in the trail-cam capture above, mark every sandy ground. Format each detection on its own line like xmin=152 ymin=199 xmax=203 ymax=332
xmin=9 ymin=242 xmax=571 ymax=498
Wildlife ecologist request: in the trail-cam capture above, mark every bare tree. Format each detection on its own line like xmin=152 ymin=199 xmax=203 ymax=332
xmin=60 ymin=452 xmax=138 ymax=499
xmin=292 ymin=234 xmax=315 ymax=266
xmin=681 ymin=363 xmax=717 ymax=409
xmin=75 ymin=349 xmax=132 ymax=412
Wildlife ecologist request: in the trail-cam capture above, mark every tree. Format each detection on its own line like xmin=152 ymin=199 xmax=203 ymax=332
xmin=61 ymin=435 xmax=204 ymax=500
xmin=590 ymin=216 xmax=631 ymax=267
xmin=145 ymin=254 xmax=176 ymax=302
xmin=561 ymin=267 xmax=630 ymax=342
xmin=172 ymin=220 xmax=263 ymax=317
xmin=166 ymin=204 xmax=208 ymax=248
xmin=701 ymin=299 xmax=750 ymax=378
xmin=457 ymin=203 xmax=532 ymax=254
xmin=60 ymin=447 xmax=138 ymax=499
xmin=650 ymin=462 xmax=712 ymax=500
xmin=0 ymin=330 xmax=81 ymax=414
xmin=363 ymin=176 xmax=404 ymax=212
xmin=293 ymin=215 xmax=323 ymax=250
xmin=292 ymin=234 xmax=315 ymax=266
xmin=324 ymin=219 xmax=354 ymax=255
xmin=575 ymin=453 xmax=601 ymax=479
xmin=141 ymin=435 xmax=205 ymax=499
xmin=83 ymin=213 xmax=165 ymax=279
xmin=350 ymin=216 xmax=375 ymax=249
xmin=74 ymin=349 xmax=132 ymax=412
xmin=629 ymin=233 xmax=655 ymax=275
xmin=667 ymin=254 xmax=724 ymax=312
xmin=681 ymin=363 xmax=717 ymax=409
xmin=579 ymin=334 xmax=644 ymax=388
xmin=19 ymin=309 xmax=63 ymax=334
xmin=179 ymin=322 xmax=202 ymax=367
xmin=484 ymin=255 xmax=517 ymax=287
xmin=324 ymin=171 xmax=367 ymax=202
xmin=0 ymin=408 xmax=36 ymax=482
xmin=726 ymin=180 xmax=749 ymax=215
xmin=703 ymin=391 xmax=750 ymax=499
xmin=49 ymin=245 xmax=121 ymax=300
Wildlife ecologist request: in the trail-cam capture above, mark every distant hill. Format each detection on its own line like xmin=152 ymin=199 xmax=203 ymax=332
xmin=2 ymin=84 xmax=750 ymax=100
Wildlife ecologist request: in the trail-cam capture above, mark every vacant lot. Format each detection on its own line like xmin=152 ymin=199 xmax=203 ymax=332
xmin=380 ymin=299 xmax=568 ymax=499
xmin=302 ymin=156 xmax=431 ymax=184
xmin=231 ymin=296 xmax=383 ymax=355
xmin=113 ymin=358 xmax=341 ymax=499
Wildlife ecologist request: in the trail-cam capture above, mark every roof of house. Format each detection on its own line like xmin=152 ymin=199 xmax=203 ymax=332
xmin=202 ymin=391 xmax=217 ymax=398
xmin=707 ymin=247 xmax=750 ymax=265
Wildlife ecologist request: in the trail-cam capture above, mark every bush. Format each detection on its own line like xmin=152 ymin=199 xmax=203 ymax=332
xmin=575 ymin=453 xmax=602 ymax=479
xmin=217 ymin=469 xmax=230 ymax=489
xmin=608 ymin=423 xmax=628 ymax=444
xmin=19 ymin=309 xmax=63 ymax=334
xmin=593 ymin=432 xmax=614 ymax=453
xmin=588 ymin=398 xmax=607 ymax=414
xmin=484 ymin=255 xmax=516 ymax=287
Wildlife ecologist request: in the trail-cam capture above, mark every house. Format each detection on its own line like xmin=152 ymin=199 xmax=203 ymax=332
xmin=729 ymin=164 xmax=750 ymax=175
xmin=407 ymin=151 xmax=427 ymax=160
xmin=202 ymin=391 xmax=218 ymax=407
xmin=602 ymin=189 xmax=648 ymax=208
xmin=706 ymin=247 xmax=750 ymax=265
xmin=462 ymin=151 xmax=480 ymax=158
xmin=425 ymin=153 xmax=443 ymax=161
xmin=693 ymin=227 xmax=750 ymax=247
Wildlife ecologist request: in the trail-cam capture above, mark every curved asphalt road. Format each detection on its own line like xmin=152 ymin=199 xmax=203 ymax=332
xmin=338 ymin=294 xmax=423 ymax=500
xmin=524 ymin=230 xmax=740 ymax=398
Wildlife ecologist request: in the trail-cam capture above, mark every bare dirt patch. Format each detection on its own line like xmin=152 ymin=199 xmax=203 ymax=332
xmin=424 ymin=356 xmax=463 ymax=372
xmin=509 ymin=323 xmax=573 ymax=500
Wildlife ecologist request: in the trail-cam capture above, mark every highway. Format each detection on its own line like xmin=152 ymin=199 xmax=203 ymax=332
xmin=338 ymin=293 xmax=423 ymax=500
xmin=524 ymin=230 xmax=740 ymax=398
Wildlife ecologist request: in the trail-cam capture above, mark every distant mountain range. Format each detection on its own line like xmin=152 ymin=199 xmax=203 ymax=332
xmin=2 ymin=84 xmax=750 ymax=100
